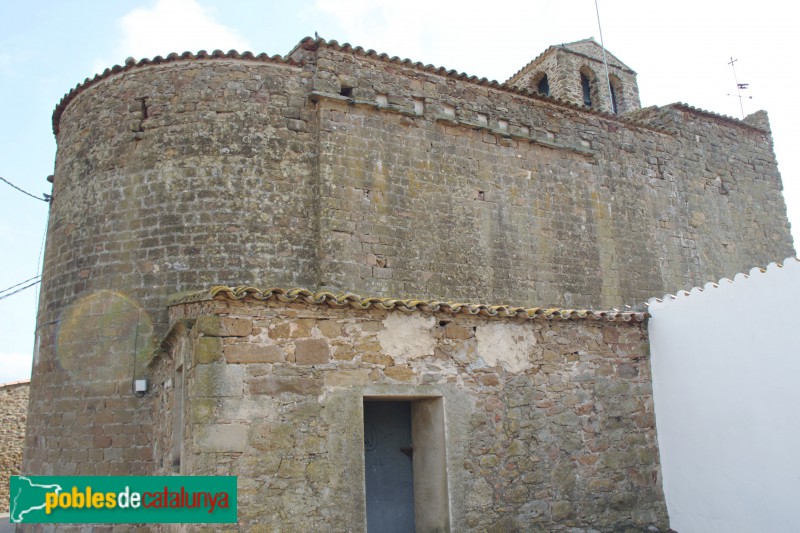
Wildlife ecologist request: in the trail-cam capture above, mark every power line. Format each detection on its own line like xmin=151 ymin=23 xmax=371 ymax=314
xmin=35 ymin=204 xmax=51 ymax=308
xmin=0 ymin=279 xmax=41 ymax=301
xmin=0 ymin=275 xmax=41 ymax=296
xmin=0 ymin=176 xmax=51 ymax=202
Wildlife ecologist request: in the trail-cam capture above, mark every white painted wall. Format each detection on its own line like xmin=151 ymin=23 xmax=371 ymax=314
xmin=648 ymin=257 xmax=800 ymax=533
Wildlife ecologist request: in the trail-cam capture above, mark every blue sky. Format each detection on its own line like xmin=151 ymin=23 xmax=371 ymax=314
xmin=1 ymin=0 xmax=798 ymax=382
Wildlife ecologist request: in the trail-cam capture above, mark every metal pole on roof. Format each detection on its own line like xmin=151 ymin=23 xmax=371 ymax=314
xmin=727 ymin=57 xmax=748 ymax=119
xmin=594 ymin=0 xmax=614 ymax=112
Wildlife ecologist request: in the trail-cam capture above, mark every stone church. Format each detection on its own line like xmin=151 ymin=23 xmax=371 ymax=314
xmin=23 ymin=36 xmax=794 ymax=530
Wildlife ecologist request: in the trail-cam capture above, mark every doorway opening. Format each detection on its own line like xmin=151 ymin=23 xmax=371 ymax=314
xmin=363 ymin=397 xmax=449 ymax=532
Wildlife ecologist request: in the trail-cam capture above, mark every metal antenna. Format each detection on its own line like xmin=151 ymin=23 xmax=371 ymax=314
xmin=727 ymin=57 xmax=750 ymax=119
xmin=594 ymin=0 xmax=613 ymax=112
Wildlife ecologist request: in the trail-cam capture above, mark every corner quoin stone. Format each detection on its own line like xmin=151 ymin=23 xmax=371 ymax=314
xmin=193 ymin=364 xmax=245 ymax=397
xmin=195 ymin=336 xmax=223 ymax=364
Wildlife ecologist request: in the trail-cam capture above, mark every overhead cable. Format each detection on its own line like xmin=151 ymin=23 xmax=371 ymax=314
xmin=0 ymin=176 xmax=51 ymax=202
xmin=0 ymin=275 xmax=41 ymax=296
xmin=0 ymin=279 xmax=42 ymax=301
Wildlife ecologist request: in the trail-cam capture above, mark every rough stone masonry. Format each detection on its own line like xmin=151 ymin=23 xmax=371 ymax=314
xmin=149 ymin=288 xmax=666 ymax=531
xmin=0 ymin=380 xmax=29 ymax=512
xmin=21 ymin=35 xmax=795 ymax=530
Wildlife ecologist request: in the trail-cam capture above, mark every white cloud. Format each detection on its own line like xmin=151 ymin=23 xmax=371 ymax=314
xmin=95 ymin=0 xmax=251 ymax=72
xmin=0 ymin=352 xmax=33 ymax=384
xmin=312 ymin=0 xmax=585 ymax=82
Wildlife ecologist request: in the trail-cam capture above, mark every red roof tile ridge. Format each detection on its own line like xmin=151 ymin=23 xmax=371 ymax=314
xmin=169 ymin=285 xmax=648 ymax=322
xmin=505 ymin=45 xmax=558 ymax=85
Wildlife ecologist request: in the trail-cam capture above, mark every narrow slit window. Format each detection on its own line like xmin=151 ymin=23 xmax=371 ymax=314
xmin=581 ymin=73 xmax=592 ymax=107
xmin=610 ymin=84 xmax=618 ymax=114
xmin=537 ymin=75 xmax=550 ymax=96
xmin=609 ymin=74 xmax=624 ymax=115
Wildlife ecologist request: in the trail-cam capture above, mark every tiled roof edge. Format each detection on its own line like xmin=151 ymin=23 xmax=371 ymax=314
xmin=52 ymin=36 xmax=668 ymax=138
xmin=305 ymin=37 xmax=663 ymax=133
xmin=169 ymin=286 xmax=648 ymax=322
xmin=504 ymin=45 xmax=557 ymax=85
xmin=505 ymin=40 xmax=635 ymax=86
xmin=646 ymin=256 xmax=800 ymax=306
xmin=0 ymin=378 xmax=31 ymax=388
xmin=52 ymin=49 xmax=299 ymax=136
xmin=665 ymin=102 xmax=769 ymax=133
xmin=560 ymin=39 xmax=635 ymax=73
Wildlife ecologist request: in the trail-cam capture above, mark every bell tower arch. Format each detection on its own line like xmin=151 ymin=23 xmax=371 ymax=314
xmin=507 ymin=37 xmax=641 ymax=114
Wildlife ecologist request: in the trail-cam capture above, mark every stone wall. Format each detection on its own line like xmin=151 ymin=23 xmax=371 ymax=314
xmin=149 ymin=289 xmax=668 ymax=531
xmin=28 ymin=36 xmax=794 ymax=484
xmin=306 ymin=40 xmax=793 ymax=308
xmin=0 ymin=380 xmax=29 ymax=512
xmin=27 ymin=55 xmax=317 ymax=478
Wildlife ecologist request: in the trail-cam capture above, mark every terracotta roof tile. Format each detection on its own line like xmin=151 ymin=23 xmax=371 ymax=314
xmin=170 ymin=286 xmax=648 ymax=323
xmin=505 ymin=38 xmax=635 ymax=86
xmin=303 ymin=37 xmax=662 ymax=132
xmin=52 ymin=36 xmax=666 ymax=137
xmin=665 ymin=102 xmax=768 ymax=133
xmin=52 ymin=49 xmax=296 ymax=136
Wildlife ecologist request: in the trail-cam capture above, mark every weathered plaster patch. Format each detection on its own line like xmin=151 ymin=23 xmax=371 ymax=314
xmin=377 ymin=313 xmax=436 ymax=362
xmin=475 ymin=322 xmax=536 ymax=373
